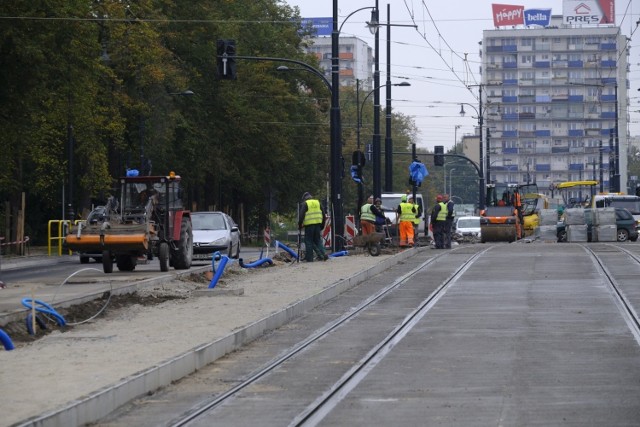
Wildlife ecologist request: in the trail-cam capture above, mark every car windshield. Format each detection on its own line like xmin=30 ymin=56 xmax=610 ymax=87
xmin=457 ymin=218 xmax=480 ymax=228
xmin=192 ymin=214 xmax=227 ymax=230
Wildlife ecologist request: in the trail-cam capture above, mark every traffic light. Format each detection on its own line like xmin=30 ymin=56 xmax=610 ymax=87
xmin=434 ymin=145 xmax=444 ymax=166
xmin=216 ymin=39 xmax=237 ymax=80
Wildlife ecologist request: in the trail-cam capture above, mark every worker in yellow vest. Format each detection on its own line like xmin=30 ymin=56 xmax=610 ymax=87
xmin=430 ymin=194 xmax=448 ymax=249
xmin=396 ymin=195 xmax=417 ymax=247
xmin=298 ymin=192 xmax=328 ymax=262
xmin=409 ymin=194 xmax=422 ymax=240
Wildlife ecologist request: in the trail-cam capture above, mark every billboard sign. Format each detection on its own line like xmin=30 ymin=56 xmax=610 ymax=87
xmin=492 ymin=4 xmax=525 ymax=27
xmin=524 ymin=9 xmax=552 ymax=27
xmin=300 ymin=17 xmax=332 ymax=37
xmin=563 ymin=0 xmax=615 ymax=25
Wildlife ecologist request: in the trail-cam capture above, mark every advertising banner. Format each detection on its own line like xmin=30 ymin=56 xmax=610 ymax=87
xmin=563 ymin=0 xmax=615 ymax=25
xmin=524 ymin=9 xmax=552 ymax=27
xmin=492 ymin=4 xmax=525 ymax=27
xmin=300 ymin=17 xmax=332 ymax=37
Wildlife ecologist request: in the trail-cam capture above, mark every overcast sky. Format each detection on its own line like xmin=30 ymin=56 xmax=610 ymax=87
xmin=284 ymin=0 xmax=640 ymax=150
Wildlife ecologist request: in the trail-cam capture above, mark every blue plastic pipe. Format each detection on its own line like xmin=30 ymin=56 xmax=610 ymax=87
xmin=209 ymin=252 xmax=230 ymax=289
xmin=21 ymin=298 xmax=66 ymax=326
xmin=329 ymin=250 xmax=348 ymax=258
xmin=239 ymin=258 xmax=273 ymax=268
xmin=276 ymin=240 xmax=298 ymax=259
xmin=0 ymin=328 xmax=14 ymax=351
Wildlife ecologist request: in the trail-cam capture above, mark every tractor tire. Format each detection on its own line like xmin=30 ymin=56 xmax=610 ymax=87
xmin=159 ymin=242 xmax=169 ymax=272
xmin=116 ymin=255 xmax=137 ymax=271
xmin=173 ymin=217 xmax=193 ymax=270
xmin=102 ymin=250 xmax=113 ymax=274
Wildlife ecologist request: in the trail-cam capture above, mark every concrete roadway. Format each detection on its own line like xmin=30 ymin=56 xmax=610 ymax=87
xmin=100 ymin=243 xmax=640 ymax=427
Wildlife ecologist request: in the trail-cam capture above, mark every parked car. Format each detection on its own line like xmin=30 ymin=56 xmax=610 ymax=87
xmin=191 ymin=211 xmax=241 ymax=260
xmin=557 ymin=208 xmax=638 ymax=243
xmin=453 ymin=216 xmax=481 ymax=239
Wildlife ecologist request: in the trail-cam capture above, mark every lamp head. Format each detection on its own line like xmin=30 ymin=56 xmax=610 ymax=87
xmin=459 ymin=104 xmax=466 ymax=116
xmin=366 ymin=9 xmax=379 ymax=35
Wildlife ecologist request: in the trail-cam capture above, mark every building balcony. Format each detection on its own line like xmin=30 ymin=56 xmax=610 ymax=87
xmin=339 ymin=69 xmax=354 ymax=76
xmin=569 ymin=163 xmax=584 ymax=170
xmin=339 ymin=52 xmax=354 ymax=60
xmin=535 ymin=147 xmax=552 ymax=154
xmin=568 ymin=129 xmax=584 ymax=137
xmin=568 ymin=60 xmax=584 ymax=68
xmin=552 ymin=147 xmax=570 ymax=153
xmin=503 ymin=62 xmax=517 ymax=69
xmin=569 ymin=147 xmax=584 ymax=154
xmin=534 ymin=61 xmax=550 ymax=68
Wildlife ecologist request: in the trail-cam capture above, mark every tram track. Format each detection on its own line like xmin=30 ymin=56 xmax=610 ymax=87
xmin=582 ymin=243 xmax=640 ymax=344
xmin=160 ymin=246 xmax=492 ymax=427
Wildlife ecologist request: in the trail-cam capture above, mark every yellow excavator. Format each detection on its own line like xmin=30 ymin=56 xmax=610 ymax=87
xmin=481 ymin=183 xmax=539 ymax=241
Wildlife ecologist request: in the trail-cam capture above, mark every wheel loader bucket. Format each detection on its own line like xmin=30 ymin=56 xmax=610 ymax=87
xmin=65 ymin=233 xmax=148 ymax=253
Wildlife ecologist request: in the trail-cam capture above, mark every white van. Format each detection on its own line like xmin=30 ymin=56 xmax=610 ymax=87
xmin=592 ymin=194 xmax=640 ymax=229
xmin=379 ymin=192 xmax=426 ymax=235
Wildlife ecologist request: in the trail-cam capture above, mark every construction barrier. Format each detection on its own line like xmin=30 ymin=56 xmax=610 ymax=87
xmin=344 ymin=214 xmax=356 ymax=248
xmin=322 ymin=216 xmax=331 ymax=249
xmin=321 ymin=215 xmax=356 ymax=250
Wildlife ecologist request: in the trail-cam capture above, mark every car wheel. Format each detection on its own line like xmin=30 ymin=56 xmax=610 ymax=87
xmin=234 ymin=241 xmax=241 ymax=259
xmin=617 ymin=228 xmax=629 ymax=242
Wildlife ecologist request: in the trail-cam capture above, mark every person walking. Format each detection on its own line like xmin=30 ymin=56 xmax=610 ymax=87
xmin=430 ymin=194 xmax=448 ymax=249
xmin=397 ymin=195 xmax=417 ymax=247
xmin=360 ymin=195 xmax=386 ymax=236
xmin=443 ymin=194 xmax=455 ymax=248
xmin=298 ymin=192 xmax=328 ymax=262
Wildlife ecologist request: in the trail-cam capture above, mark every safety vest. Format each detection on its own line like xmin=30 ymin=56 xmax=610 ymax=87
xmin=412 ymin=203 xmax=420 ymax=225
xmin=436 ymin=202 xmax=448 ymax=221
xmin=361 ymin=203 xmax=375 ymax=222
xmin=399 ymin=202 xmax=415 ymax=222
xmin=303 ymin=199 xmax=323 ymax=226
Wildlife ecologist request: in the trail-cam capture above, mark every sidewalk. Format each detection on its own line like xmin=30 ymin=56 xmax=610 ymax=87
xmin=0 ymin=249 xmax=418 ymax=427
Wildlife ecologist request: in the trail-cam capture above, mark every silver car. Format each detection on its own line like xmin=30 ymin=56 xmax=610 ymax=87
xmin=191 ymin=212 xmax=241 ymax=260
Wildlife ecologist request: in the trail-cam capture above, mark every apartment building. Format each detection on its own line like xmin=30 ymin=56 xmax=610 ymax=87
xmin=305 ymin=36 xmax=374 ymax=90
xmin=481 ymin=16 xmax=629 ymax=195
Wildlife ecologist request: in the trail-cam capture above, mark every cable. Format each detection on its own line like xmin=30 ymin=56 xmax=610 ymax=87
xmin=49 ymin=268 xmax=114 ymax=326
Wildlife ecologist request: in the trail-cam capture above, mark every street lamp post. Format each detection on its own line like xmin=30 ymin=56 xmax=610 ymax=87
xmin=459 ymin=99 xmax=485 ymax=210
xmin=366 ymin=4 xmax=417 ymax=194
xmin=454 ymin=125 xmax=461 ymax=154
xmin=280 ymin=2 xmax=374 ymax=252
xmin=356 ymin=81 xmax=410 ymax=218
xmin=449 ymin=168 xmax=456 ymax=196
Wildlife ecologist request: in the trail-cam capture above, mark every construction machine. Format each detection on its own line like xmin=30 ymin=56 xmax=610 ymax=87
xmin=481 ymin=182 xmax=539 ymax=241
xmin=65 ymin=171 xmax=193 ymax=273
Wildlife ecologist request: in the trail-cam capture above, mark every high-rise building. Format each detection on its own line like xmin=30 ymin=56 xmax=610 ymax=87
xmin=480 ymin=16 xmax=629 ymax=196
xmin=305 ymin=36 xmax=374 ymax=90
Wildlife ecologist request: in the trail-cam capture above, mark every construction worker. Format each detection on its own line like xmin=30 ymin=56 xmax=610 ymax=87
xmin=511 ymin=188 xmax=523 ymax=238
xmin=443 ymin=194 xmax=455 ymax=249
xmin=409 ymin=194 xmax=422 ymax=242
xmin=430 ymin=194 xmax=448 ymax=249
xmin=360 ymin=195 xmax=385 ymax=236
xmin=397 ymin=195 xmax=416 ymax=247
xmin=298 ymin=192 xmax=328 ymax=262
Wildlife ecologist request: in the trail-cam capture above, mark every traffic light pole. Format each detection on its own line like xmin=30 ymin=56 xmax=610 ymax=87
xmin=422 ymin=151 xmax=485 ymax=211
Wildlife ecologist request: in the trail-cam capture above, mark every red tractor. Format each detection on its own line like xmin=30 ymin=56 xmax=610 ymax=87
xmin=66 ymin=171 xmax=193 ymax=273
